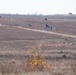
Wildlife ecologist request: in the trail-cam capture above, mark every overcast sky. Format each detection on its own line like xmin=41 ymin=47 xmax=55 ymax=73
xmin=0 ymin=0 xmax=76 ymax=15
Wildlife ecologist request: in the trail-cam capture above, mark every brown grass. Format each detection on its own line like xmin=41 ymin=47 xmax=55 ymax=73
xmin=0 ymin=16 xmax=76 ymax=74
xmin=0 ymin=59 xmax=76 ymax=75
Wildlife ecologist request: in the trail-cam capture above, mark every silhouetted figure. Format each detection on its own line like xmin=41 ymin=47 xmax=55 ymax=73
xmin=63 ymin=42 xmax=65 ymax=44
xmin=45 ymin=18 xmax=47 ymax=21
xmin=50 ymin=26 xmax=52 ymax=30
xmin=62 ymin=54 xmax=66 ymax=58
xmin=45 ymin=24 xmax=52 ymax=30
xmin=0 ymin=16 xmax=1 ymax=18
xmin=15 ymin=24 xmax=18 ymax=26
xmin=45 ymin=24 xmax=49 ymax=28
xmin=29 ymin=24 xmax=32 ymax=27
xmin=61 ymin=51 xmax=63 ymax=53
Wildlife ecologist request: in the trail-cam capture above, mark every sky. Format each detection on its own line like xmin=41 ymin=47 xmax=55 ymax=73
xmin=0 ymin=0 xmax=76 ymax=15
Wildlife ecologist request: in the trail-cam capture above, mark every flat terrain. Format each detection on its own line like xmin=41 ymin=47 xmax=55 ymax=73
xmin=0 ymin=15 xmax=76 ymax=75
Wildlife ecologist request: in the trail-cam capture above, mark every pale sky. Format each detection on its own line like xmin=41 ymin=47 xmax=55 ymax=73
xmin=0 ymin=0 xmax=76 ymax=15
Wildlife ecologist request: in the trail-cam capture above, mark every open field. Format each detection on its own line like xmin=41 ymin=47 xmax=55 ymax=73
xmin=0 ymin=15 xmax=76 ymax=75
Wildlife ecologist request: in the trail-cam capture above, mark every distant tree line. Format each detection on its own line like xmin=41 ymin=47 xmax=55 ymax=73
xmin=68 ymin=13 xmax=73 ymax=15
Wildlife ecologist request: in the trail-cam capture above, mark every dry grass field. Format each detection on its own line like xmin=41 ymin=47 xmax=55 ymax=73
xmin=0 ymin=15 xmax=76 ymax=75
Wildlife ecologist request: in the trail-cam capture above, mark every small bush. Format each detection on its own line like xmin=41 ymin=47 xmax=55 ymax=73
xmin=25 ymin=45 xmax=51 ymax=71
